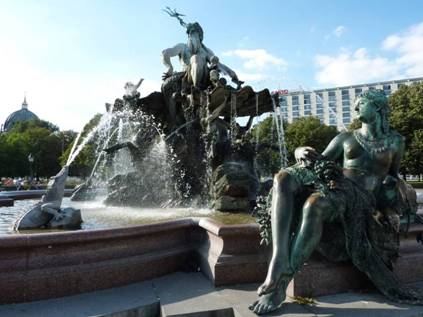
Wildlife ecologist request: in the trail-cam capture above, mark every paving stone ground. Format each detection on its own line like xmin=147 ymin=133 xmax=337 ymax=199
xmin=1 ymin=272 xmax=423 ymax=317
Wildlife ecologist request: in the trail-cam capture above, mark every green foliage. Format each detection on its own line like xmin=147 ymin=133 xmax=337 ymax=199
xmin=284 ymin=117 xmax=338 ymax=165
xmin=407 ymin=181 xmax=423 ymax=188
xmin=0 ymin=119 xmax=65 ymax=177
xmin=251 ymin=116 xmax=338 ymax=177
xmin=389 ymin=83 xmax=423 ymax=175
xmin=60 ymin=113 xmax=102 ymax=177
xmin=250 ymin=115 xmax=284 ymax=177
xmin=289 ymin=296 xmax=316 ymax=306
xmin=10 ymin=119 xmax=59 ymax=133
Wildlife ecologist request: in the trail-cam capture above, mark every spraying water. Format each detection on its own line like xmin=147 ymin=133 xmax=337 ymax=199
xmin=271 ymin=97 xmax=288 ymax=168
xmin=66 ymin=131 xmax=82 ymax=166
xmin=254 ymin=94 xmax=260 ymax=153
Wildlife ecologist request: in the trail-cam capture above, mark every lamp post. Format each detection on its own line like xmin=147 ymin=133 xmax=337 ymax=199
xmin=28 ymin=153 xmax=34 ymax=182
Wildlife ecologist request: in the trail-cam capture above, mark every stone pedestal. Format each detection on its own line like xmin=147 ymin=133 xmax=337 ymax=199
xmin=287 ymin=223 xmax=423 ymax=297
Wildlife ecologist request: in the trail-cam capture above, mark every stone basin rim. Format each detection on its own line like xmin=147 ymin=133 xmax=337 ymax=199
xmin=0 ymin=216 xmax=259 ymax=248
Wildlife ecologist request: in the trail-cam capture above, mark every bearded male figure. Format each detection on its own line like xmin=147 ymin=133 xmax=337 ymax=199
xmin=161 ymin=17 xmax=242 ymax=130
xmin=162 ymin=22 xmax=241 ymax=89
xmin=250 ymin=90 xmax=422 ymax=314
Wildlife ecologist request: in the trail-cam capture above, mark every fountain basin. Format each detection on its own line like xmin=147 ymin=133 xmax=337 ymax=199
xmin=0 ymin=189 xmax=74 ymax=201
xmin=0 ymin=217 xmax=267 ymax=304
xmin=0 ymin=197 xmax=13 ymax=207
xmin=1 ymin=213 xmax=422 ymax=305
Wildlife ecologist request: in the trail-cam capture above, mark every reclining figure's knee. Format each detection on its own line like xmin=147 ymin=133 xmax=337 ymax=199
xmin=274 ymin=170 xmax=294 ymax=191
xmin=302 ymin=193 xmax=329 ymax=222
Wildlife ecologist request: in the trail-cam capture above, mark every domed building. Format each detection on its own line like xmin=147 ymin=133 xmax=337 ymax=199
xmin=2 ymin=97 xmax=39 ymax=132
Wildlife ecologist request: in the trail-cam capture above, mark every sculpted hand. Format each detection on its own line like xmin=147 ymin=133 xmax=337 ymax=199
xmin=295 ymin=146 xmax=319 ymax=166
xmin=162 ymin=67 xmax=173 ymax=80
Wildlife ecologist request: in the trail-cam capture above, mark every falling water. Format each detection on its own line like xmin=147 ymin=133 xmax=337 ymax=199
xmin=111 ymin=118 xmax=135 ymax=177
xmin=202 ymin=92 xmax=213 ymax=205
xmin=66 ymin=131 xmax=82 ymax=166
xmin=275 ymin=107 xmax=288 ymax=168
xmin=271 ymin=97 xmax=288 ymax=168
xmin=66 ymin=126 xmax=99 ymax=166
xmin=314 ymin=90 xmax=347 ymax=131
xmin=66 ymin=107 xmax=121 ymax=167
xmin=88 ymin=127 xmax=119 ymax=181
xmin=229 ymin=92 xmax=238 ymax=143
xmin=254 ymin=93 xmax=260 ymax=153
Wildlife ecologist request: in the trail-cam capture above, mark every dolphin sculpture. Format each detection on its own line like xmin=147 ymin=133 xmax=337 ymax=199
xmin=14 ymin=165 xmax=82 ymax=230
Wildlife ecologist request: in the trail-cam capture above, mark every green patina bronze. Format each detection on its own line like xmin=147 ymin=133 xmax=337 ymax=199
xmin=251 ymin=90 xmax=422 ymax=315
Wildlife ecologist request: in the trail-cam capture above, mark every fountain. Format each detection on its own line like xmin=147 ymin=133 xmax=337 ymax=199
xmin=0 ymin=13 xmax=421 ymax=317
xmin=65 ymin=15 xmax=282 ymax=214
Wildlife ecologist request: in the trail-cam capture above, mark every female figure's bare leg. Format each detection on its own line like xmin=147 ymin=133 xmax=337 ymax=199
xmin=289 ymin=193 xmax=332 ymax=271
xmin=257 ymin=171 xmax=299 ymax=296
xmin=251 ymin=193 xmax=332 ymax=315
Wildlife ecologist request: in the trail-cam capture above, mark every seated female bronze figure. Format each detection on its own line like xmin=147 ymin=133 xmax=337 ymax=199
xmin=250 ymin=90 xmax=422 ymax=314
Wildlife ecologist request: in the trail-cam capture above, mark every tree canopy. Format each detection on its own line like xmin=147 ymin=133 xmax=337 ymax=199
xmin=389 ymin=83 xmax=423 ymax=176
xmin=0 ymin=119 xmax=64 ymax=177
xmin=60 ymin=113 xmax=102 ymax=177
xmin=251 ymin=115 xmax=338 ymax=177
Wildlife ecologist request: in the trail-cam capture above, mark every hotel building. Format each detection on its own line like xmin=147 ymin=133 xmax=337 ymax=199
xmin=275 ymin=77 xmax=423 ymax=130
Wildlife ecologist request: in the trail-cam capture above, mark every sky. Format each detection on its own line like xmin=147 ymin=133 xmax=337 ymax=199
xmin=1 ymin=0 xmax=423 ymax=131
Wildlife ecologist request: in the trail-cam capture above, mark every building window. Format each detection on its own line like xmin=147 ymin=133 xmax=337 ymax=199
xmin=304 ymin=94 xmax=311 ymax=117
xmin=315 ymin=92 xmax=324 ymax=122
xmin=292 ymin=95 xmax=299 ymax=112
xmin=279 ymin=96 xmax=288 ymax=119
xmin=383 ymin=84 xmax=391 ymax=97
xmin=341 ymin=89 xmax=349 ymax=100
xmin=343 ymin=117 xmax=351 ymax=126
xmin=355 ymin=88 xmax=362 ymax=95
xmin=328 ymin=91 xmax=337 ymax=126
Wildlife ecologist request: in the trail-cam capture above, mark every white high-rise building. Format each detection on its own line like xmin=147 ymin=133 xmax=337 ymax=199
xmin=275 ymin=77 xmax=423 ymax=130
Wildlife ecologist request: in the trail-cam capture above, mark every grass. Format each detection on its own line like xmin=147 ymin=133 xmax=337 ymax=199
xmin=407 ymin=181 xmax=423 ymax=189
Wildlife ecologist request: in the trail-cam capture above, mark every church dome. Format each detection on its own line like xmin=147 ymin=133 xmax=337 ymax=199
xmin=3 ymin=97 xmax=39 ymax=131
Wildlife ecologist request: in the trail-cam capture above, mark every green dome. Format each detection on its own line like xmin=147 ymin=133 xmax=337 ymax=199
xmin=3 ymin=98 xmax=39 ymax=131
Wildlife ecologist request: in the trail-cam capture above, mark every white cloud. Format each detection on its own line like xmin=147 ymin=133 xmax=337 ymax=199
xmin=314 ymin=48 xmax=399 ymax=86
xmin=222 ymin=49 xmax=287 ymax=71
xmin=325 ymin=25 xmax=347 ymax=40
xmin=233 ymin=70 xmax=266 ymax=82
xmin=333 ymin=25 xmax=346 ymax=38
xmin=314 ymin=21 xmax=423 ymax=86
xmin=381 ymin=22 xmax=423 ymax=77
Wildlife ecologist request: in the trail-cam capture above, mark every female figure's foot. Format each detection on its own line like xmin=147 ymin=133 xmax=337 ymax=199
xmin=250 ymin=276 xmax=291 ymax=315
xmin=249 ymin=288 xmax=286 ymax=315
xmin=257 ymin=277 xmax=279 ymax=296
xmin=257 ymin=261 xmax=292 ymax=296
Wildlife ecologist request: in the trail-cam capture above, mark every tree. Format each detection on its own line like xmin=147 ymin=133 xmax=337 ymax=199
xmin=0 ymin=119 xmax=64 ymax=177
xmin=389 ymin=82 xmax=423 ymax=176
xmin=251 ymin=116 xmax=338 ymax=177
xmin=250 ymin=115 xmax=285 ymax=177
xmin=60 ymin=113 xmax=102 ymax=177
xmin=284 ymin=117 xmax=338 ymax=164
xmin=401 ymin=129 xmax=423 ymax=180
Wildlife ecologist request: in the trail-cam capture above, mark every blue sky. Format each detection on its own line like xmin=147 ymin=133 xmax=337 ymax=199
xmin=1 ymin=0 xmax=423 ymax=130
